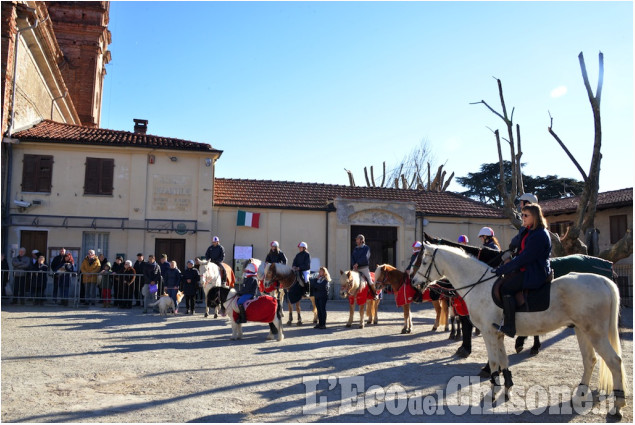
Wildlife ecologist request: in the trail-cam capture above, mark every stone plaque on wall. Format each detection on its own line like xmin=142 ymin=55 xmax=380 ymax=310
xmin=152 ymin=174 xmax=192 ymax=211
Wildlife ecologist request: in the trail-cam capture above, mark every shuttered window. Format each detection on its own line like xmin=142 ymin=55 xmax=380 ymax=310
xmin=21 ymin=155 xmax=53 ymax=192
xmin=84 ymin=157 xmax=114 ymax=195
xmin=610 ymin=215 xmax=627 ymax=244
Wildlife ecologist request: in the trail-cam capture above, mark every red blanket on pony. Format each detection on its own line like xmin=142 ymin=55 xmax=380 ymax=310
xmin=451 ymin=296 xmax=469 ymax=316
xmin=258 ymin=280 xmax=277 ymax=294
xmin=395 ymin=276 xmax=417 ymax=307
xmin=348 ymin=272 xmax=376 ymax=305
xmin=232 ymin=295 xmax=278 ymax=323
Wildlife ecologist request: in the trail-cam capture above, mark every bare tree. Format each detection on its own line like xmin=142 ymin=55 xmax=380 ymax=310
xmin=548 ymin=52 xmax=632 ymax=262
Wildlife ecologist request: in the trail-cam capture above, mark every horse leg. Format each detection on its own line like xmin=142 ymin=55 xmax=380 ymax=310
xmin=449 ymin=313 xmax=456 ymax=339
xmin=402 ymin=303 xmax=410 ymax=334
xmin=442 ymin=298 xmax=449 ymax=331
xmin=514 ymin=336 xmax=527 ymax=353
xmin=572 ymin=330 xmax=597 ymax=403
xmin=286 ymin=299 xmax=293 ymax=325
xmin=530 ymin=335 xmax=541 ymax=355
xmin=456 ymin=315 xmax=462 ymax=340
xmin=366 ymin=300 xmax=373 ymax=325
xmin=346 ymin=303 xmax=354 ymax=327
xmin=432 ymin=300 xmax=440 ymax=331
xmin=359 ymin=303 xmax=366 ymax=329
xmin=373 ymin=299 xmax=379 ymax=324
xmin=296 ymin=302 xmax=303 ymax=326
xmin=589 ymin=330 xmax=627 ymax=415
xmin=310 ymin=296 xmax=318 ymax=324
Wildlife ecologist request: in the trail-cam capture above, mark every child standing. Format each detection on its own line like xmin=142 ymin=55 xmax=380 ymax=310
xmin=99 ymin=262 xmax=114 ymax=307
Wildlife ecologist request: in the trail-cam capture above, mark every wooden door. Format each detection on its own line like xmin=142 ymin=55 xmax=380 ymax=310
xmin=350 ymin=226 xmax=397 ymax=270
xmin=20 ymin=230 xmax=48 ymax=260
xmin=154 ymin=239 xmax=186 ymax=270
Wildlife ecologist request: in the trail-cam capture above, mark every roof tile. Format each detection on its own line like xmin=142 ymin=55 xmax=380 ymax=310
xmin=541 ymin=188 xmax=633 ymax=215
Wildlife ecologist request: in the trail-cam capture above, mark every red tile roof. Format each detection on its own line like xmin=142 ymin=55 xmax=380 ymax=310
xmin=12 ymin=119 xmax=221 ymax=154
xmin=214 ymin=178 xmax=506 ymax=218
xmin=541 ymin=188 xmax=633 ymax=215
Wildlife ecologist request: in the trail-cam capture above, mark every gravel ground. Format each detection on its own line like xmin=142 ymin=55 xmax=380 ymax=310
xmin=1 ymin=296 xmax=632 ymax=423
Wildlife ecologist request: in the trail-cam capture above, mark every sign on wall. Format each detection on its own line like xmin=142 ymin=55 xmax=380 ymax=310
xmin=152 ymin=174 xmax=192 ymax=211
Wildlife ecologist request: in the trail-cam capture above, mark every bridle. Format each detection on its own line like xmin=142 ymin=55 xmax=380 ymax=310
xmin=419 ymin=247 xmax=498 ymax=299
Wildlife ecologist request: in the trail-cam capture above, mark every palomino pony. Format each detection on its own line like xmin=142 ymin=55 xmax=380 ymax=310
xmin=339 ymin=270 xmax=380 ymax=328
xmin=222 ymin=288 xmax=284 ymax=341
xmin=263 ymin=263 xmax=317 ymax=326
xmin=197 ymin=259 xmax=236 ymax=318
xmin=414 ymin=243 xmax=627 ymax=417
xmin=374 ymin=264 xmax=449 ymax=334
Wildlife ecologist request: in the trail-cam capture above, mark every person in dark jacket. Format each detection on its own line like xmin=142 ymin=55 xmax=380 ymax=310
xmin=265 ymin=241 xmax=287 ymax=265
xmin=311 ymin=267 xmax=331 ymax=329
xmin=142 ymin=255 xmax=161 ymax=313
xmin=181 ymin=260 xmax=200 ymax=315
xmin=11 ymin=248 xmax=30 ymax=304
xmin=58 ymin=252 xmax=76 ymax=307
xmin=292 ymin=242 xmax=311 ymax=294
xmin=50 ymin=248 xmax=66 ymax=304
xmin=111 ymin=256 xmax=125 ymax=307
xmin=478 ymin=227 xmax=501 ymax=251
xmin=33 ymin=255 xmax=48 ymax=305
xmin=205 ymin=236 xmax=227 ymax=284
xmin=351 ymin=234 xmax=376 ymax=298
xmin=509 ymin=193 xmax=539 ymax=254
xmin=158 ymin=254 xmax=170 ymax=294
xmin=493 ymin=203 xmax=552 ymax=338
xmin=405 ymin=241 xmax=422 ymax=275
xmin=133 ymin=253 xmax=146 ymax=306
xmin=236 ymin=263 xmax=260 ymax=323
xmin=164 ymin=261 xmax=182 ymax=307
xmin=120 ymin=260 xmax=136 ymax=308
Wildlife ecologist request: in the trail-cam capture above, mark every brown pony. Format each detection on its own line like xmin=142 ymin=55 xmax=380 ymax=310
xmin=264 ymin=263 xmax=317 ymax=326
xmin=374 ymin=264 xmax=448 ymax=334
xmin=339 ymin=270 xmax=380 ymax=328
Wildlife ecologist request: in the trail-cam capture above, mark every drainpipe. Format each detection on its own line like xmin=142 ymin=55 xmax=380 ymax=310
xmin=51 ymin=91 xmax=68 ymax=119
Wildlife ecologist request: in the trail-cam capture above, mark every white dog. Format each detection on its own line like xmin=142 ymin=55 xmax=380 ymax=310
xmin=149 ymin=291 xmax=184 ymax=316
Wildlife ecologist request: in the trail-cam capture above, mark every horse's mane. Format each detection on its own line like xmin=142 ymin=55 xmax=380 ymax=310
xmin=270 ymin=262 xmax=292 ymax=276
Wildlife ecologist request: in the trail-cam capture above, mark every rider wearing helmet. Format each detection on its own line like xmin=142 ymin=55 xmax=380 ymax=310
xmin=351 ymin=234 xmax=377 ymax=298
xmin=265 ymin=241 xmax=287 ymax=265
xmin=205 ymin=236 xmax=227 ymax=284
xmin=237 ymin=262 xmax=260 ymax=323
xmin=478 ymin=227 xmax=501 ymax=251
xmin=292 ymin=242 xmax=311 ymax=294
xmin=457 ymin=235 xmax=469 ymax=244
xmin=405 ymin=241 xmax=422 ymax=276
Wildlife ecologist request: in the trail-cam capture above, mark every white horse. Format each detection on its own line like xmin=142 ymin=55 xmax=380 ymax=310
xmin=414 ymin=243 xmax=627 ymax=418
xmin=339 ymin=270 xmax=380 ymax=328
xmin=222 ymin=288 xmax=284 ymax=342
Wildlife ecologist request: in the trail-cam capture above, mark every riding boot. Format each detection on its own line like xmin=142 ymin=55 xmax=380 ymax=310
xmin=238 ymin=304 xmax=247 ymax=324
xmin=368 ymin=284 xmax=377 ymax=299
xmin=493 ymin=295 xmax=516 ymax=338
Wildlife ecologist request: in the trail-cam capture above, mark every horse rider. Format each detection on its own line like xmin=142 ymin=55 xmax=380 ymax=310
xmin=457 ymin=235 xmax=469 ymax=244
xmin=237 ymin=262 xmax=260 ymax=323
xmin=205 ymin=236 xmax=227 ymax=285
xmin=405 ymin=241 xmax=422 ymax=276
xmin=351 ymin=234 xmax=377 ymax=298
xmin=478 ymin=227 xmax=501 ymax=251
xmin=493 ymin=203 xmax=551 ymax=338
xmin=265 ymin=241 xmax=287 ymax=265
xmin=292 ymin=242 xmax=311 ymax=295
xmin=509 ymin=193 xmax=538 ymax=256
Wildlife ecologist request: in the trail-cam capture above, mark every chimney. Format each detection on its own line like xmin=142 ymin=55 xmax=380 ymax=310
xmin=133 ymin=119 xmax=148 ymax=134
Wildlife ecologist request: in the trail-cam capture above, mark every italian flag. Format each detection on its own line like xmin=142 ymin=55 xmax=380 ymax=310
xmin=237 ymin=210 xmax=260 ymax=228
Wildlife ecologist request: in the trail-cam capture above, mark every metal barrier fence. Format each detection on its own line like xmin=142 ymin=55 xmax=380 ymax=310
xmin=0 ymin=270 xmax=208 ymax=308
xmin=614 ymin=263 xmax=633 ymax=308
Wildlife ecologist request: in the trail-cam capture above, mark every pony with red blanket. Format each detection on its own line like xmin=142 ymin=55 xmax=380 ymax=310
xmin=222 ymin=287 xmax=284 ymax=341
xmin=374 ymin=264 xmax=449 ymax=334
xmin=339 ymin=270 xmax=380 ymax=328
xmin=264 ymin=263 xmax=317 ymax=326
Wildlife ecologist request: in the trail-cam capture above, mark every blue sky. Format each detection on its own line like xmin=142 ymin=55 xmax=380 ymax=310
xmin=102 ymin=1 xmax=633 ymax=194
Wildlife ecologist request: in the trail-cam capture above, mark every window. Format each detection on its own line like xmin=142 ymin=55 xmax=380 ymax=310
xmin=82 ymin=232 xmax=109 ymax=259
xmin=610 ymin=215 xmax=627 ymax=244
xmin=84 ymin=157 xmax=114 ymax=195
xmin=21 ymin=154 xmax=53 ymax=192
xmin=549 ymin=221 xmax=573 ymax=237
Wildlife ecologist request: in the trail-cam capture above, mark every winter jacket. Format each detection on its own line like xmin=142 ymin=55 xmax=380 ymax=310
xmin=164 ymin=268 xmax=182 ymax=289
xmin=495 ymin=228 xmax=552 ymax=290
xmin=12 ymin=255 xmax=30 ymax=277
xmin=143 ymin=261 xmax=162 ymax=286
xmin=180 ymin=268 xmax=200 ymax=296
xmin=351 ymin=244 xmax=371 ymax=268
xmin=80 ymin=257 xmax=101 ymax=284
xmin=310 ymin=276 xmax=330 ymax=298
xmin=265 ymin=250 xmax=287 ymax=264
xmin=205 ymin=244 xmax=225 ymax=262
xmin=237 ymin=275 xmax=259 ymax=297
xmin=292 ymin=251 xmax=311 ymax=272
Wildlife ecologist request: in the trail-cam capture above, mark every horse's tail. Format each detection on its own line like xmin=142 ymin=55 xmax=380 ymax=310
xmin=439 ymin=298 xmax=449 ymax=326
xmin=597 ymin=277 xmax=627 ymax=396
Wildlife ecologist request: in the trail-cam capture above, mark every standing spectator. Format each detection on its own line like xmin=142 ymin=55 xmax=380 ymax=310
xmin=405 ymin=241 xmax=422 ymax=276
xmin=98 ymin=253 xmax=109 ymax=270
xmin=181 ymin=260 xmax=200 ymax=315
xmin=478 ymin=227 xmax=501 ymax=251
xmin=158 ymin=254 xmax=170 ymax=294
xmin=120 ymin=260 xmax=136 ymax=308
xmin=164 ymin=261 xmax=182 ymax=308
xmin=265 ymin=241 xmax=287 ymax=265
xmin=142 ymin=255 xmax=161 ymax=314
xmin=32 ymin=255 xmax=48 ymax=305
xmin=2 ymin=253 xmax=10 ymax=299
xmin=80 ymin=250 xmax=101 ymax=306
xmin=50 ymin=248 xmax=66 ymax=304
xmin=12 ymin=248 xmax=30 ymax=304
xmin=111 ymin=256 xmax=125 ymax=308
xmin=58 ymin=252 xmax=76 ymax=307
xmin=311 ymin=267 xmax=331 ymax=329
xmin=99 ymin=262 xmax=114 ymax=308
xmin=28 ymin=249 xmax=41 ymax=299
xmin=205 ymin=236 xmax=227 ymax=284
xmin=133 ymin=253 xmax=146 ymax=306
xmin=351 ymin=234 xmax=376 ymax=298
xmin=292 ymin=242 xmax=311 ymax=294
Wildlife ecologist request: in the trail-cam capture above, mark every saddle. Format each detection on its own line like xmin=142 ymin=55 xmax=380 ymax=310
xmin=492 ymin=271 xmax=554 ymax=312
xmin=232 ymin=295 xmax=277 ymax=323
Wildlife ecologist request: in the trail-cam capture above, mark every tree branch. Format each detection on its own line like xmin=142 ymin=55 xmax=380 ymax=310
xmin=548 ymin=113 xmax=588 ymax=181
